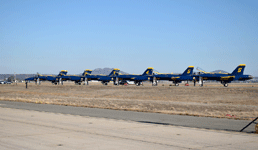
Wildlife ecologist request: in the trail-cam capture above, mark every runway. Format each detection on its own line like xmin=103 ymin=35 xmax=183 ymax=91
xmin=0 ymin=100 xmax=256 ymax=133
xmin=0 ymin=103 xmax=257 ymax=149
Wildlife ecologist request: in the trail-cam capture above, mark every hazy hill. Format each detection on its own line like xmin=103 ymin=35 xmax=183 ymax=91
xmin=211 ymin=70 xmax=229 ymax=73
xmin=0 ymin=74 xmax=35 ymax=81
xmin=92 ymin=68 xmax=128 ymax=75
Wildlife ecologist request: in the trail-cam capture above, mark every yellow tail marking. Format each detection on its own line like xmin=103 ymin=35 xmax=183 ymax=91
xmin=187 ymin=69 xmax=191 ymax=74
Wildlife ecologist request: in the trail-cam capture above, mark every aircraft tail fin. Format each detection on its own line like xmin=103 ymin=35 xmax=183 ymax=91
xmin=58 ymin=70 xmax=68 ymax=76
xmin=82 ymin=69 xmax=92 ymax=76
xmin=142 ymin=67 xmax=154 ymax=76
xmin=231 ymin=64 xmax=245 ymax=76
xmin=182 ymin=66 xmax=194 ymax=76
xmin=108 ymin=68 xmax=120 ymax=76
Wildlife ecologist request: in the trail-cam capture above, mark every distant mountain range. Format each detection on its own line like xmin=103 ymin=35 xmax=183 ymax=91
xmin=211 ymin=70 xmax=229 ymax=73
xmin=0 ymin=74 xmax=35 ymax=81
xmin=91 ymin=68 xmax=128 ymax=75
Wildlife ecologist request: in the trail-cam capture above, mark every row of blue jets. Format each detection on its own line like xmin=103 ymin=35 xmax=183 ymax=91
xmin=25 ymin=64 xmax=253 ymax=87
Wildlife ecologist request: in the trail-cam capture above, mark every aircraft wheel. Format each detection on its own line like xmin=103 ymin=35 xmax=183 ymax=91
xmin=224 ymin=83 xmax=228 ymax=87
xmin=105 ymin=83 xmax=108 ymax=85
xmin=199 ymin=84 xmax=203 ymax=87
xmin=152 ymin=82 xmax=158 ymax=86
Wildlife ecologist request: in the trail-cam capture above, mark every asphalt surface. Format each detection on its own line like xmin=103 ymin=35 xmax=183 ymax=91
xmin=2 ymin=107 xmax=257 ymax=150
xmin=0 ymin=100 xmax=256 ymax=133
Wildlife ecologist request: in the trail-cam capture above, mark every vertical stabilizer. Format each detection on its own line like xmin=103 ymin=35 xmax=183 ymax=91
xmin=142 ymin=67 xmax=154 ymax=76
xmin=231 ymin=64 xmax=245 ymax=76
xmin=182 ymin=66 xmax=194 ymax=76
xmin=108 ymin=68 xmax=120 ymax=77
xmin=82 ymin=69 xmax=92 ymax=76
xmin=58 ymin=70 xmax=68 ymax=76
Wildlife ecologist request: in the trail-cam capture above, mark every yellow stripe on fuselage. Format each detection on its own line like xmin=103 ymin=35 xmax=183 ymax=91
xmin=220 ymin=76 xmax=235 ymax=80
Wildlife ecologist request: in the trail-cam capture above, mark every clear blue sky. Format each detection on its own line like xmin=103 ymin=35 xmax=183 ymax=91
xmin=1 ymin=0 xmax=257 ymax=75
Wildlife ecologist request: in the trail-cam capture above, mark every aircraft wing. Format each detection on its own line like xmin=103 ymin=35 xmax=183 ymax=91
xmin=220 ymin=76 xmax=235 ymax=80
xmin=25 ymin=77 xmax=35 ymax=81
xmin=98 ymin=76 xmax=112 ymax=81
xmin=171 ymin=77 xmax=180 ymax=80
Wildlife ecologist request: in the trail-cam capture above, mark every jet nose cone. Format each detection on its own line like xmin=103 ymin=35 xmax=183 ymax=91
xmin=249 ymin=75 xmax=253 ymax=79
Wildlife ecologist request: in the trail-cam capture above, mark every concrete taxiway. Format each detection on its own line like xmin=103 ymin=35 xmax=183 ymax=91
xmin=0 ymin=101 xmax=256 ymax=133
xmin=0 ymin=101 xmax=258 ymax=149
xmin=1 ymin=107 xmax=258 ymax=149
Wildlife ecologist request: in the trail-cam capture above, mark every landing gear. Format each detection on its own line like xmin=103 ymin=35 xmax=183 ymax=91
xmin=36 ymin=78 xmax=39 ymax=85
xmin=115 ymin=78 xmax=119 ymax=86
xmin=152 ymin=81 xmax=158 ymax=86
xmin=175 ymin=83 xmax=179 ymax=86
xmin=152 ymin=77 xmax=158 ymax=86
xmin=84 ymin=78 xmax=88 ymax=85
xmin=199 ymin=77 xmax=203 ymax=87
xmin=59 ymin=78 xmax=63 ymax=85
xmin=101 ymin=82 xmax=108 ymax=85
xmin=136 ymin=82 xmax=142 ymax=86
xmin=75 ymin=82 xmax=81 ymax=85
xmin=221 ymin=81 xmax=228 ymax=87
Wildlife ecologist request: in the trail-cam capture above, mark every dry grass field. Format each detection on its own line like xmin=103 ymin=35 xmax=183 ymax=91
xmin=0 ymin=82 xmax=257 ymax=120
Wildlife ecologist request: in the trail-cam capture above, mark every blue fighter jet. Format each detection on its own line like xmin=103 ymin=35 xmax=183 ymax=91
xmin=86 ymin=68 xmax=120 ymax=85
xmin=194 ymin=64 xmax=253 ymax=87
xmin=116 ymin=67 xmax=154 ymax=86
xmin=153 ymin=66 xmax=194 ymax=86
xmin=60 ymin=69 xmax=92 ymax=85
xmin=25 ymin=70 xmax=68 ymax=85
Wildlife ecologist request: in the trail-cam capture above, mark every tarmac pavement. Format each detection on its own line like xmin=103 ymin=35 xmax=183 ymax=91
xmin=0 ymin=107 xmax=258 ymax=150
xmin=0 ymin=100 xmax=256 ymax=133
